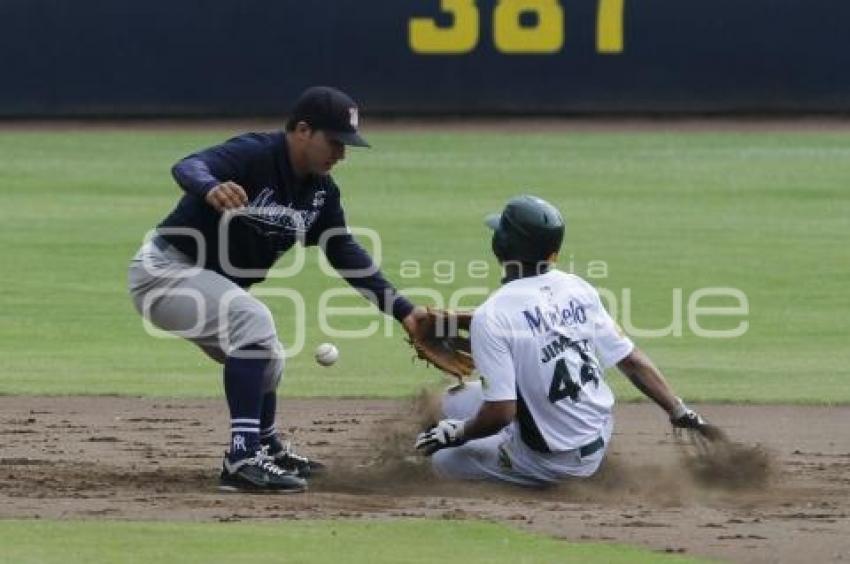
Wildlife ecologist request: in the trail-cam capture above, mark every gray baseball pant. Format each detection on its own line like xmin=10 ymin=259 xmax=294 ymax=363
xmin=127 ymin=237 xmax=283 ymax=391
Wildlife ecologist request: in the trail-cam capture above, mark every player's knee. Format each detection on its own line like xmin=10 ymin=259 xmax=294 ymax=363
xmin=226 ymin=298 xmax=278 ymax=353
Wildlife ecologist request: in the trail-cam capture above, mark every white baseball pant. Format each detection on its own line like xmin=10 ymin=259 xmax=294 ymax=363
xmin=431 ymin=381 xmax=613 ymax=486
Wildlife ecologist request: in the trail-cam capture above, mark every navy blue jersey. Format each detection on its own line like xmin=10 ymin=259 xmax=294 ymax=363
xmin=158 ymin=131 xmax=413 ymax=321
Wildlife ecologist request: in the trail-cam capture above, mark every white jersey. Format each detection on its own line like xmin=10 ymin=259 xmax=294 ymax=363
xmin=471 ymin=269 xmax=634 ymax=452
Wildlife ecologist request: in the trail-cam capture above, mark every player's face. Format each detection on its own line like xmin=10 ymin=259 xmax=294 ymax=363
xmin=305 ymin=129 xmax=346 ymax=176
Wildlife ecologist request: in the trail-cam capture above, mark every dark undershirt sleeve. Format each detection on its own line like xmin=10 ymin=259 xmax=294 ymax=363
xmin=171 ymin=134 xmax=261 ymax=198
xmin=317 ymin=191 xmax=414 ymax=322
xmin=171 ymin=158 xmax=221 ymax=197
xmin=323 ymin=234 xmax=415 ymax=322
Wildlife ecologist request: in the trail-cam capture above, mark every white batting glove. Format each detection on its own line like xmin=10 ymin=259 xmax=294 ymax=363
xmin=415 ymin=419 xmax=465 ymax=456
xmin=670 ymin=398 xmax=707 ymax=429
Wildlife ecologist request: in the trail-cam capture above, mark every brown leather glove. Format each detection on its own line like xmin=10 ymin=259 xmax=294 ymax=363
xmin=406 ymin=307 xmax=475 ymax=380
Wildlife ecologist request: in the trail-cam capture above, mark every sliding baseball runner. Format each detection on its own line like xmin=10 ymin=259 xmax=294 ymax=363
xmin=415 ymin=195 xmax=720 ymax=486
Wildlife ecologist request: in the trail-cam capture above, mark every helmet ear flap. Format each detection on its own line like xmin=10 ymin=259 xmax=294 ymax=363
xmin=491 ymin=229 xmax=509 ymax=262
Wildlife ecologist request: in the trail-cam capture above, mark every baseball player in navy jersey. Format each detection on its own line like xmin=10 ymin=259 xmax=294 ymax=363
xmin=416 ymin=195 xmax=712 ymax=486
xmin=129 ymin=86 xmax=424 ymax=493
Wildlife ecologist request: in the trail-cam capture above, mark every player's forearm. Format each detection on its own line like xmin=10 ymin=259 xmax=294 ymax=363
xmin=616 ymin=348 xmax=679 ymax=415
xmin=324 ymin=235 xmax=414 ymax=321
xmin=462 ymin=401 xmax=516 ymax=442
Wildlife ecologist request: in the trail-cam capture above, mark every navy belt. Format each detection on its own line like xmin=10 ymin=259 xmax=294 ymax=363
xmin=578 ymin=436 xmax=605 ymax=458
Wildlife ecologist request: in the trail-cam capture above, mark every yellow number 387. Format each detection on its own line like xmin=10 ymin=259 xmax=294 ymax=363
xmin=409 ymin=0 xmax=624 ymax=55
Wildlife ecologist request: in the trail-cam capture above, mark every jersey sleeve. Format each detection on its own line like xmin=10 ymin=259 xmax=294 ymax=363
xmin=471 ymin=307 xmax=517 ymax=402
xmin=171 ymin=133 xmax=265 ymax=198
xmin=591 ymin=289 xmax=634 ymax=368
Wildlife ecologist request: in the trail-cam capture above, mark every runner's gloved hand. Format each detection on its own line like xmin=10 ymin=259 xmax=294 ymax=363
xmin=670 ymin=398 xmax=726 ymax=442
xmin=415 ymin=419 xmax=465 ymax=456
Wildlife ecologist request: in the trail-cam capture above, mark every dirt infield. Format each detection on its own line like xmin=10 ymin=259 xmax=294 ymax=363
xmin=1 ymin=396 xmax=847 ymax=563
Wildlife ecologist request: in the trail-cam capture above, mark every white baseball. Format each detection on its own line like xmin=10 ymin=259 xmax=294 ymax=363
xmin=314 ymin=342 xmax=339 ymax=366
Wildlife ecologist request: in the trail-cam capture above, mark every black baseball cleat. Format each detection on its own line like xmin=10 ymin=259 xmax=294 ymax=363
xmin=218 ymin=450 xmax=307 ymax=494
xmin=269 ymin=441 xmax=326 ymax=478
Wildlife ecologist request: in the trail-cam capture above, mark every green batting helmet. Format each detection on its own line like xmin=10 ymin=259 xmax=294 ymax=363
xmin=485 ymin=195 xmax=565 ymax=264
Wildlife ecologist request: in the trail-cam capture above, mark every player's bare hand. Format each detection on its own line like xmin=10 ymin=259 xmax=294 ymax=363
xmin=205 ymin=181 xmax=248 ymax=212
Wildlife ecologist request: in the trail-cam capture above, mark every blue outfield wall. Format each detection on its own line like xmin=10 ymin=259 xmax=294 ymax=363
xmin=0 ymin=0 xmax=848 ymax=116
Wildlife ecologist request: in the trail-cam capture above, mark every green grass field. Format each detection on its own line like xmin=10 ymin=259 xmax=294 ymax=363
xmin=0 ymin=128 xmax=847 ymax=402
xmin=0 ymin=519 xmax=706 ymax=564
xmin=0 ymin=125 xmax=845 ymax=563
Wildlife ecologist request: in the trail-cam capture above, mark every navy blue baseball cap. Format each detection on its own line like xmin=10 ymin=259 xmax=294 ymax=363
xmin=288 ymin=86 xmax=370 ymax=147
